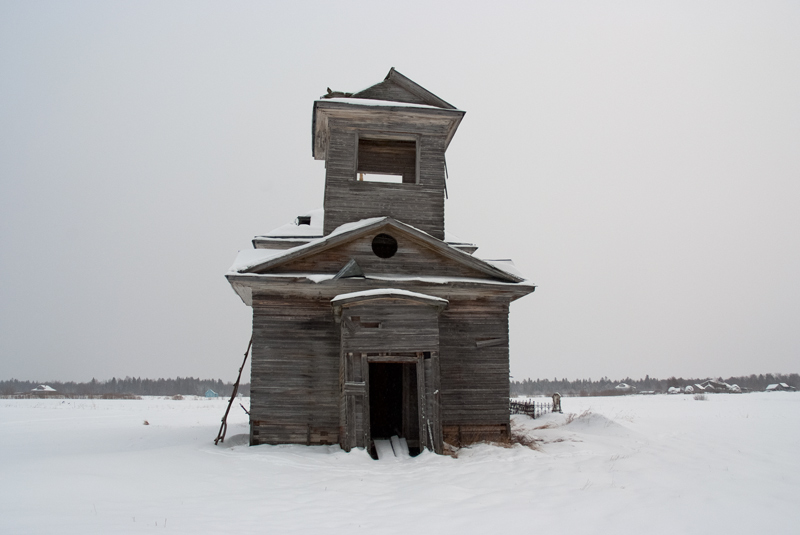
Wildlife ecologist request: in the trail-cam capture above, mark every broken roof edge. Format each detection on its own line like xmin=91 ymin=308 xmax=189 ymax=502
xmin=321 ymin=67 xmax=457 ymax=109
xmin=316 ymin=98 xmax=460 ymax=111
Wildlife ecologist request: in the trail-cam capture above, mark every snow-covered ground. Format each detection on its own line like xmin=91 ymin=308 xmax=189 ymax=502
xmin=1 ymin=393 xmax=798 ymax=534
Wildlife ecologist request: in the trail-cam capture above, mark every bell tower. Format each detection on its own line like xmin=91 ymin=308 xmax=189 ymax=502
xmin=312 ymin=68 xmax=465 ymax=240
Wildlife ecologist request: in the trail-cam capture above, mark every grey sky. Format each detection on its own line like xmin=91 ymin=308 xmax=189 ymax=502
xmin=2 ymin=1 xmax=799 ymax=383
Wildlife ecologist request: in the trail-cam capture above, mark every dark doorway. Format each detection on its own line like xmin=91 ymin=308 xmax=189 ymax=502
xmin=368 ymin=362 xmax=420 ymax=456
xmin=369 ymin=363 xmax=403 ymax=438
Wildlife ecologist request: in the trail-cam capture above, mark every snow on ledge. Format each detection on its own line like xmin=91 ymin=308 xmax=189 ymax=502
xmin=331 ymin=288 xmax=448 ymax=305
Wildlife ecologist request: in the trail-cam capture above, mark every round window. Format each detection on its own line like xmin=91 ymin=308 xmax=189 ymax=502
xmin=371 ymin=233 xmax=398 ymax=259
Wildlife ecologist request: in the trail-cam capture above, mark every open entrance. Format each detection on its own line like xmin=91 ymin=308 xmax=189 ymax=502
xmin=368 ymin=362 xmax=420 ymax=458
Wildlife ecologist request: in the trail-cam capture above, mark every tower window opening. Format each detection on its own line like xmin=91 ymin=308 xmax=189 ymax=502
xmin=357 ymin=138 xmax=417 ymax=184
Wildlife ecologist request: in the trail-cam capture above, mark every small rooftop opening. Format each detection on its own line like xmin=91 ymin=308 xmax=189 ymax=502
xmin=296 ymin=215 xmax=312 ymax=225
xmin=357 ymin=138 xmax=417 ymax=184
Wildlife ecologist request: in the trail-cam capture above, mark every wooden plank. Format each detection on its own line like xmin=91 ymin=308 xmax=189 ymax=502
xmin=430 ymin=351 xmax=442 ymax=454
xmin=366 ymin=355 xmax=419 ymax=363
xmin=249 ymin=295 xmax=341 ymax=447
xmin=475 ymin=337 xmax=507 ymax=348
xmin=416 ymin=356 xmax=427 ymax=450
xmin=361 ymin=353 xmax=370 ymax=449
xmin=343 ymin=381 xmax=365 ymax=394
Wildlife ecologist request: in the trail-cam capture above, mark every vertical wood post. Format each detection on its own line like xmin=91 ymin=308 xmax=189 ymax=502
xmin=416 ymin=354 xmax=427 ymax=450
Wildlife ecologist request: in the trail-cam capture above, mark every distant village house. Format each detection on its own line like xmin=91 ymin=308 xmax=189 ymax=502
xmin=766 ymin=383 xmax=796 ymax=392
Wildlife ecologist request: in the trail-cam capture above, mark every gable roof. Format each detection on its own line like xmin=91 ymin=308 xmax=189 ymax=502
xmin=232 ymin=217 xmax=525 ymax=284
xmin=322 ymin=68 xmax=456 ymax=109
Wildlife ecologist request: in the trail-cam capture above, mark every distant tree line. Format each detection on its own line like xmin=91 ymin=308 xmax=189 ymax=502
xmin=510 ymin=373 xmax=799 ymax=397
xmin=0 ymin=377 xmax=250 ymax=397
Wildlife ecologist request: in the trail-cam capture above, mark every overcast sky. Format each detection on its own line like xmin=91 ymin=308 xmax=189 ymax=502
xmin=2 ymin=1 xmax=799 ymax=384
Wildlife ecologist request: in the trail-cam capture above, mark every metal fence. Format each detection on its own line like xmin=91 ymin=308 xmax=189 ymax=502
xmin=509 ymin=399 xmax=555 ymax=419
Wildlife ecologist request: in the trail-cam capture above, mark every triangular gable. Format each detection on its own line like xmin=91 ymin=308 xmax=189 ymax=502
xmin=333 ymin=68 xmax=456 ymax=110
xmin=238 ymin=217 xmax=523 ymax=284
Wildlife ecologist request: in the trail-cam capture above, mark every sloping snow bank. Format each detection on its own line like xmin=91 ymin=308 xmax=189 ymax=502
xmin=1 ymin=393 xmax=798 ymax=534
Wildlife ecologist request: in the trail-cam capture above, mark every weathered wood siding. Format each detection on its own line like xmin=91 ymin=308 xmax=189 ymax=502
xmin=270 ymin=232 xmax=493 ymax=279
xmin=340 ymin=352 xmax=367 ymax=451
xmin=249 ymin=294 xmax=340 ymax=446
xmin=340 ymin=301 xmax=440 ymax=354
xmin=246 ymin=286 xmax=516 ymax=450
xmin=439 ymin=299 xmax=511 ymax=444
xmin=323 ymin=116 xmax=448 ymax=239
xmin=338 ymin=299 xmax=443 ymax=452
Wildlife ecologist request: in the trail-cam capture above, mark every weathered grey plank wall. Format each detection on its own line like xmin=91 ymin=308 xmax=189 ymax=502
xmin=439 ymin=299 xmax=511 ymax=445
xmin=270 ymin=233 xmax=491 ymax=279
xmin=250 ymin=295 xmax=340 ymax=446
xmin=248 ymin=291 xmax=515 ymax=449
xmin=322 ymin=115 xmax=448 ymax=239
xmin=402 ymin=364 xmax=420 ymax=446
xmin=340 ymin=301 xmax=440 ymax=354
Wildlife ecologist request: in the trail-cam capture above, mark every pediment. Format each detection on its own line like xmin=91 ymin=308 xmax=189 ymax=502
xmin=238 ymin=218 xmax=522 ymax=284
xmin=324 ymin=68 xmax=456 ymax=109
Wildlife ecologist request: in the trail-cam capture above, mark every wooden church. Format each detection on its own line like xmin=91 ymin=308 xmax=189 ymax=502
xmin=226 ymin=68 xmax=535 ymax=456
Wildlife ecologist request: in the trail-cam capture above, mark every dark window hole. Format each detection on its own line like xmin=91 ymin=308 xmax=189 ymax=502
xmin=372 ymin=233 xmax=398 ymax=259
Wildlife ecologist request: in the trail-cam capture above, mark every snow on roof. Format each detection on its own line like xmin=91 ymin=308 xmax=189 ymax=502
xmin=766 ymin=383 xmax=794 ymax=391
xmin=317 ymin=98 xmax=459 ymax=111
xmin=367 ymin=275 xmax=533 ymax=287
xmin=482 ymin=259 xmax=523 ymax=279
xmin=231 ymin=217 xmax=386 ymax=273
xmin=258 ymin=208 xmax=324 ymax=238
xmin=228 ymin=249 xmax=289 ymax=273
xmin=331 ymin=288 xmax=448 ymax=305
xmin=31 ymin=385 xmax=56 ymax=392
xmin=234 ymin=215 xmax=528 ymax=284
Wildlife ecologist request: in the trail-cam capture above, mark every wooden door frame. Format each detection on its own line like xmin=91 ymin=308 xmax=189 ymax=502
xmin=342 ymin=352 xmax=441 ymax=454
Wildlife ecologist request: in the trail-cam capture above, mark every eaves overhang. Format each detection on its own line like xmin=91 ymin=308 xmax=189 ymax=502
xmin=233 ymin=217 xmax=524 ymax=284
xmin=312 ymin=100 xmax=465 ymax=161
